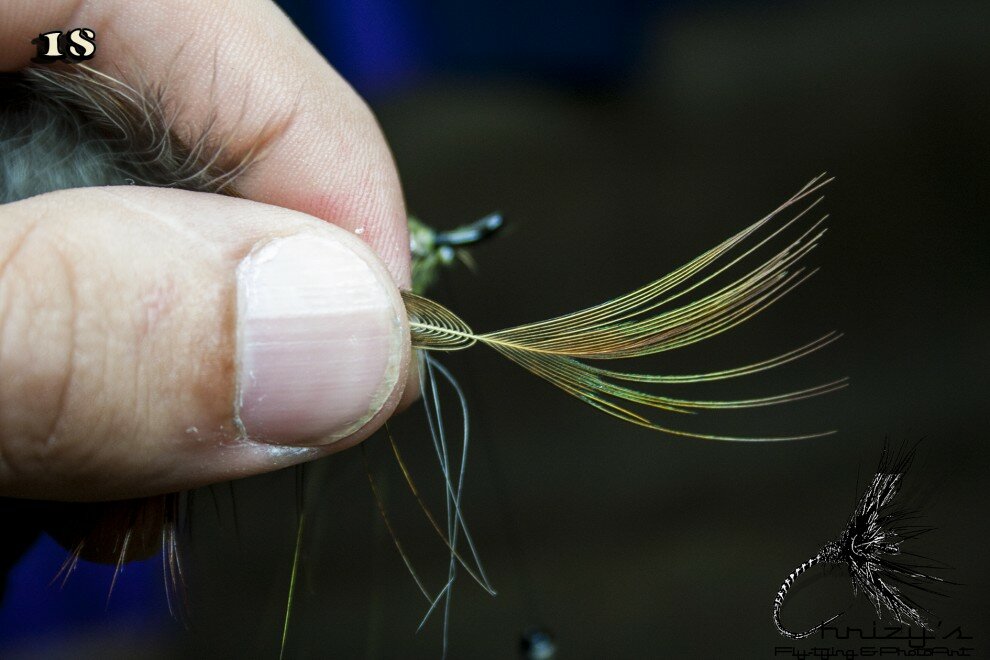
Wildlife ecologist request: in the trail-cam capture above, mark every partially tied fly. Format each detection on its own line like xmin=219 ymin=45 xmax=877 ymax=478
xmin=383 ymin=175 xmax=846 ymax=655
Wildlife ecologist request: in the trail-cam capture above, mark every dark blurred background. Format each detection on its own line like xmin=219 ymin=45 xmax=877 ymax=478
xmin=3 ymin=0 xmax=988 ymax=657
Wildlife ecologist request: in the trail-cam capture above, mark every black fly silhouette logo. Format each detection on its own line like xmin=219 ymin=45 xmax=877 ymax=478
xmin=773 ymin=442 xmax=950 ymax=640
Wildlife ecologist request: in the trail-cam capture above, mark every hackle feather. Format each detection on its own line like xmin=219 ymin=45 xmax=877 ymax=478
xmin=405 ymin=174 xmax=845 ymax=440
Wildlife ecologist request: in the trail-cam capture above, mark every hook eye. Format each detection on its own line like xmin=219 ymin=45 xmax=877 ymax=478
xmin=433 ymin=212 xmax=504 ymax=247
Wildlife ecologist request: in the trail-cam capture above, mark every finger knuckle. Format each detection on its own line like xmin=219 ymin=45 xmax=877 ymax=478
xmin=0 ymin=212 xmax=79 ymax=487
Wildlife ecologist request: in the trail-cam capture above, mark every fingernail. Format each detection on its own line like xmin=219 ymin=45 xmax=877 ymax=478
xmin=235 ymin=232 xmax=402 ymax=444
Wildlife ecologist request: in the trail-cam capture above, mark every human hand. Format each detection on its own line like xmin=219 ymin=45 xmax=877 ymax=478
xmin=0 ymin=1 xmax=415 ymax=501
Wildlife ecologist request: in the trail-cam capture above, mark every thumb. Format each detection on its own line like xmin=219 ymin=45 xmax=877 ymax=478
xmin=0 ymin=186 xmax=410 ymax=501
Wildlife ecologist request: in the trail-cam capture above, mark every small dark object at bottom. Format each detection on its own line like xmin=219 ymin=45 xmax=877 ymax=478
xmin=520 ymin=626 xmax=557 ymax=660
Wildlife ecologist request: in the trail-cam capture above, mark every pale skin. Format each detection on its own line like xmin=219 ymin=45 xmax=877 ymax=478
xmin=0 ymin=1 xmax=417 ymax=501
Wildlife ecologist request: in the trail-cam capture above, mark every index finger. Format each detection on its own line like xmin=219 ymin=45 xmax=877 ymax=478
xmin=0 ymin=0 xmax=410 ymax=287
